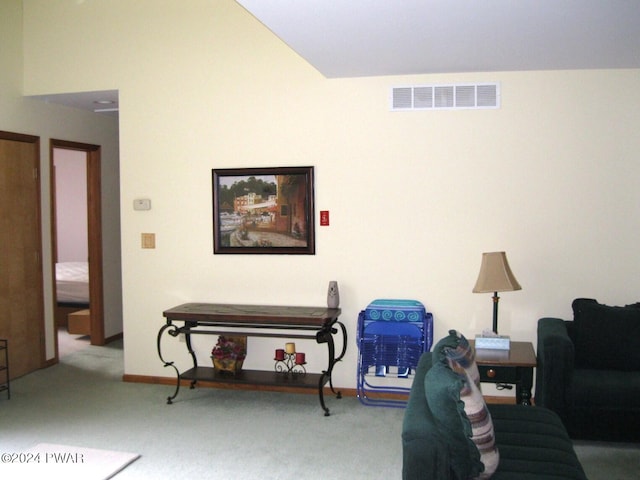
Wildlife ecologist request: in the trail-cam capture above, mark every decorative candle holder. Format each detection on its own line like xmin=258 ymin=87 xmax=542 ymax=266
xmin=274 ymin=352 xmax=306 ymax=375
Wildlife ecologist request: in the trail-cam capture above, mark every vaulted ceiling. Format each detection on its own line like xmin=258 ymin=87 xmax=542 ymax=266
xmin=30 ymin=1 xmax=640 ymax=115
xmin=237 ymin=0 xmax=640 ymax=78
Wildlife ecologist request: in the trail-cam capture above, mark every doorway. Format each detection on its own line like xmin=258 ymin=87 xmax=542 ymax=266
xmin=50 ymin=140 xmax=104 ymax=357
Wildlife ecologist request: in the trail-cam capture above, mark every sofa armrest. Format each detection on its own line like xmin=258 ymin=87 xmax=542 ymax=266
xmin=535 ymin=318 xmax=574 ymax=415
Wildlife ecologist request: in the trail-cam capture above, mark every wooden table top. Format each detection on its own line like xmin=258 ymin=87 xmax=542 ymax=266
xmin=470 ymin=340 xmax=537 ymax=367
xmin=163 ymin=303 xmax=342 ymax=327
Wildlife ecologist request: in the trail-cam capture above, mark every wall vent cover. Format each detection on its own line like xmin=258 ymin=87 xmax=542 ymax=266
xmin=391 ymin=83 xmax=500 ymax=111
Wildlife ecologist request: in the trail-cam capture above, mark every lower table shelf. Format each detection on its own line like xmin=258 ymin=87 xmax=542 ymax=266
xmin=181 ymin=367 xmax=326 ymax=390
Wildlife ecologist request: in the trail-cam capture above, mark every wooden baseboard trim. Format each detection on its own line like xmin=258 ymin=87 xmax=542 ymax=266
xmin=123 ymin=374 xmax=175 ymax=386
xmin=44 ymin=358 xmax=57 ymax=368
xmin=105 ymin=332 xmax=123 ymax=344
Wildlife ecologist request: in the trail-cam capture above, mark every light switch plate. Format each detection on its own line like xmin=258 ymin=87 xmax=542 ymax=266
xmin=134 ymin=198 xmax=151 ymax=210
xmin=141 ymin=233 xmax=155 ymax=249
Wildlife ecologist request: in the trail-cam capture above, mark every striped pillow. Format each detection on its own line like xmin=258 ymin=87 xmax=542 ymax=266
xmin=424 ymin=361 xmax=483 ymax=478
xmin=444 ymin=331 xmax=499 ymax=479
xmin=443 ymin=330 xmax=480 ymax=387
xmin=459 ymin=373 xmax=499 ymax=478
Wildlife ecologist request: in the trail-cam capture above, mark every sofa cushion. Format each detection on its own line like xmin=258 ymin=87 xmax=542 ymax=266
xmin=572 ymin=298 xmax=640 ymax=370
xmin=488 ymin=405 xmax=588 ymax=480
xmin=571 ymin=368 xmax=640 ymax=409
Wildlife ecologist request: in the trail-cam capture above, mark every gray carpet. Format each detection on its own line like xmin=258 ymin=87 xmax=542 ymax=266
xmin=13 ymin=442 xmax=140 ymax=479
xmin=572 ymin=440 xmax=640 ymax=480
xmin=1 ymin=337 xmax=404 ymax=479
xmin=1 ymin=335 xmax=638 ymax=479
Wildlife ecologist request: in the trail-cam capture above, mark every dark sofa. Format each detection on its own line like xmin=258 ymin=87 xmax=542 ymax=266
xmin=535 ymin=298 xmax=640 ymax=441
xmin=402 ymin=337 xmax=586 ymax=479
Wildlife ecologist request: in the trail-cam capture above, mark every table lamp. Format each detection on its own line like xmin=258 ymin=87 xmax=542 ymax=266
xmin=472 ymin=251 xmax=521 ymax=334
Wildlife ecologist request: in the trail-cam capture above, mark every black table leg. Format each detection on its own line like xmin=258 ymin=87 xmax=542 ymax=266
xmin=316 ymin=320 xmax=347 ymax=416
xmin=516 ymin=366 xmax=534 ymax=405
xmin=157 ymin=322 xmax=181 ymax=404
xmin=183 ymin=326 xmax=198 ymax=389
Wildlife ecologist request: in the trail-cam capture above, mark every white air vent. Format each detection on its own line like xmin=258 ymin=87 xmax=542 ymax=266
xmin=392 ymin=87 xmax=413 ymax=109
xmin=391 ymin=83 xmax=500 ymax=111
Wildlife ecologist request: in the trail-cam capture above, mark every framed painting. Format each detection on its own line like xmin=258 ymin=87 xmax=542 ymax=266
xmin=212 ymin=166 xmax=315 ymax=254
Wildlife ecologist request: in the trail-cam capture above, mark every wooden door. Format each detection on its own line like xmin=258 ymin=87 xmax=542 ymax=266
xmin=0 ymin=131 xmax=45 ymax=379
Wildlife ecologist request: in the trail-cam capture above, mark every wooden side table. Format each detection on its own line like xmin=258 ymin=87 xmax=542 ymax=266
xmin=470 ymin=340 xmax=536 ymax=405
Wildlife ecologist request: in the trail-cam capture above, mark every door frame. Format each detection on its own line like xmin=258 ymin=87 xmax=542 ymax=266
xmin=50 ymin=139 xmax=104 ymax=347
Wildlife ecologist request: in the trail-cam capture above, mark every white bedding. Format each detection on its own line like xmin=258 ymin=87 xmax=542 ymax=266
xmin=56 ymin=261 xmax=89 ymax=304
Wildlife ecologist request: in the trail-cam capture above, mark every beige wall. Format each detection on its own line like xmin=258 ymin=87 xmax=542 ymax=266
xmin=1 ymin=0 xmax=121 ymax=359
xmin=21 ymin=0 xmax=640 ymax=390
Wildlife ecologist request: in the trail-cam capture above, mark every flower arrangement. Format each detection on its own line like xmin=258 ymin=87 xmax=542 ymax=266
xmin=211 ymin=335 xmax=247 ymax=361
xmin=211 ymin=336 xmax=247 ymax=374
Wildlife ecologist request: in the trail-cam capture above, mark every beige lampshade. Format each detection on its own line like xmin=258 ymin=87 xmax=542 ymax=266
xmin=472 ymin=252 xmax=522 ymax=293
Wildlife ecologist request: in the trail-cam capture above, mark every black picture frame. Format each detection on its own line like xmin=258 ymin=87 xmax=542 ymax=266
xmin=212 ymin=166 xmax=315 ymax=255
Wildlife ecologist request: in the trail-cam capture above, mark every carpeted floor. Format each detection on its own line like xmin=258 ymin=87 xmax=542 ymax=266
xmin=572 ymin=440 xmax=640 ymax=480
xmin=1 ymin=337 xmax=405 ymax=479
xmin=7 ymin=442 xmax=140 ymax=479
xmin=57 ymin=327 xmax=91 ymax=357
xmin=1 ymin=333 xmax=638 ymax=479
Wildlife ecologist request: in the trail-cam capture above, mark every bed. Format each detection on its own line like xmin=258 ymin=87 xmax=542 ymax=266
xmin=55 ymin=262 xmax=89 ymax=328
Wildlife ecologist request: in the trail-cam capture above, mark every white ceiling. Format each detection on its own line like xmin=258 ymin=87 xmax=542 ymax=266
xmin=30 ymin=90 xmax=119 ymax=117
xmin=237 ymin=0 xmax=640 ymax=77
xmin=29 ymin=0 xmax=640 ymax=114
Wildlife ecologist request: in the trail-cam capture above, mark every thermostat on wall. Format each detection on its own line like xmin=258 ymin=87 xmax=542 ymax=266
xmin=133 ymin=198 xmax=151 ymax=211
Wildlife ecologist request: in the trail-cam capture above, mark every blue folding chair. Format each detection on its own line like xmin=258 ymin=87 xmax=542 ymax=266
xmin=356 ymin=302 xmax=432 ymax=407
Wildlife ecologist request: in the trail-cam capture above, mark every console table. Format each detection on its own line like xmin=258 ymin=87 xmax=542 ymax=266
xmin=157 ymin=303 xmax=346 ymax=416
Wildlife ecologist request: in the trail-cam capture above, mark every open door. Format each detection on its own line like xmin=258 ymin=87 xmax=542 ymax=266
xmin=50 ymin=140 xmax=104 ymax=351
